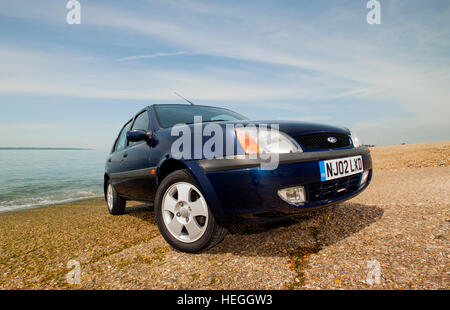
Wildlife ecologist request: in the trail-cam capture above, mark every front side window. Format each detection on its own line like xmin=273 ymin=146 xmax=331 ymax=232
xmin=115 ymin=121 xmax=132 ymax=152
xmin=154 ymin=105 xmax=248 ymax=128
xmin=132 ymin=111 xmax=150 ymax=131
xmin=129 ymin=111 xmax=150 ymax=146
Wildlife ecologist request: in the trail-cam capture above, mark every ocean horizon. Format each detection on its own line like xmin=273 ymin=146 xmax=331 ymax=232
xmin=0 ymin=147 xmax=93 ymax=150
xmin=0 ymin=149 xmax=108 ymax=213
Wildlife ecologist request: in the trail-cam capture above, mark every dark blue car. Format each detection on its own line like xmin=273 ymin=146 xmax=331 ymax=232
xmin=105 ymin=104 xmax=372 ymax=252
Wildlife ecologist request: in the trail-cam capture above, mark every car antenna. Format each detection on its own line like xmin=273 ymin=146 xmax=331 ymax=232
xmin=174 ymin=92 xmax=195 ymax=105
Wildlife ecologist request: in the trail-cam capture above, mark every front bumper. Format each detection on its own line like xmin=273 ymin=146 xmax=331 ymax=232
xmin=189 ymin=147 xmax=372 ymax=224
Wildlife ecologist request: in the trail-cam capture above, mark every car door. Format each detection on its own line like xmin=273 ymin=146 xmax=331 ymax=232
xmin=117 ymin=110 xmax=158 ymax=200
xmin=108 ymin=120 xmax=133 ymax=195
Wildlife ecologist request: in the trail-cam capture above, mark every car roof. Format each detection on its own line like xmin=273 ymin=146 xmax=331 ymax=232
xmin=147 ymin=104 xmax=243 ymax=114
xmin=149 ymin=103 xmax=223 ymax=108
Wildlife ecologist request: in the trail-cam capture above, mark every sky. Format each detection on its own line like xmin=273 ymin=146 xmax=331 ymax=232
xmin=0 ymin=0 xmax=449 ymax=150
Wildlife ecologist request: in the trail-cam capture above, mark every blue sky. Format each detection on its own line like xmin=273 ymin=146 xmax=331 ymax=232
xmin=0 ymin=0 xmax=449 ymax=149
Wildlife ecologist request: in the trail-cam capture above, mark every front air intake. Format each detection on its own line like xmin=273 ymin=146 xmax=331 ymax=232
xmin=294 ymin=133 xmax=351 ymax=150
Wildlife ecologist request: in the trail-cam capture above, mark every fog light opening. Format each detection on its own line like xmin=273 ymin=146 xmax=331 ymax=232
xmin=360 ymin=170 xmax=369 ymax=187
xmin=277 ymin=186 xmax=306 ymax=206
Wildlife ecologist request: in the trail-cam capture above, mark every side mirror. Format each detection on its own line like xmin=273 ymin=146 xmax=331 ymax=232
xmin=127 ymin=130 xmax=152 ymax=142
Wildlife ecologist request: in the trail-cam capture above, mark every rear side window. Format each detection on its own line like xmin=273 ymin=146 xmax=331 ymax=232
xmin=115 ymin=121 xmax=132 ymax=152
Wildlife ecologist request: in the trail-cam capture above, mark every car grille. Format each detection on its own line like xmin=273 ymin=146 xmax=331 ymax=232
xmin=294 ymin=133 xmax=351 ymax=150
xmin=307 ymin=173 xmax=361 ymax=203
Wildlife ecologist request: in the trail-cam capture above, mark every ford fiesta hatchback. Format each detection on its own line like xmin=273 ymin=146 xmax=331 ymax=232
xmin=105 ymin=104 xmax=372 ymax=252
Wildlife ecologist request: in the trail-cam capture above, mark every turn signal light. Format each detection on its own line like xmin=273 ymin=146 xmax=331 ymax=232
xmin=235 ymin=131 xmax=260 ymax=154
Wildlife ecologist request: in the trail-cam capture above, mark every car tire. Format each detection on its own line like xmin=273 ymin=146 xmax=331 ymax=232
xmin=155 ymin=169 xmax=227 ymax=253
xmin=106 ymin=180 xmax=126 ymax=215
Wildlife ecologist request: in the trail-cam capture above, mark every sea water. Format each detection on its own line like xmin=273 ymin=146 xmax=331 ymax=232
xmin=0 ymin=150 xmax=108 ymax=213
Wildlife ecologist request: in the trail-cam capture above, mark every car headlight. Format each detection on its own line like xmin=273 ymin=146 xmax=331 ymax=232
xmin=350 ymin=134 xmax=362 ymax=148
xmin=235 ymin=127 xmax=302 ymax=154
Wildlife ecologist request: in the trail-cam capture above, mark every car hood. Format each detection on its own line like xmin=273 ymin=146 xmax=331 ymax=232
xmin=219 ymin=120 xmax=350 ymax=137
xmin=157 ymin=120 xmax=351 ymax=138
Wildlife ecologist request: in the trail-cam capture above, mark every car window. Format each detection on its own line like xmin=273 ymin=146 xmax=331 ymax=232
xmin=129 ymin=111 xmax=150 ymax=146
xmin=131 ymin=111 xmax=150 ymax=131
xmin=154 ymin=105 xmax=248 ymax=128
xmin=115 ymin=121 xmax=132 ymax=152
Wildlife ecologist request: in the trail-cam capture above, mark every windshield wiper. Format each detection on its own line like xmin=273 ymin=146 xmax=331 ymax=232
xmin=184 ymin=119 xmax=228 ymax=125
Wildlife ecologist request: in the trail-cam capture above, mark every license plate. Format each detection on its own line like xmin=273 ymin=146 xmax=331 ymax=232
xmin=319 ymin=156 xmax=363 ymax=181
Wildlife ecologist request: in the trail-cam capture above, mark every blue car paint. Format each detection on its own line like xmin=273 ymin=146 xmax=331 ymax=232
xmin=105 ymin=104 xmax=372 ymax=225
xmin=195 ymin=154 xmax=372 ymax=224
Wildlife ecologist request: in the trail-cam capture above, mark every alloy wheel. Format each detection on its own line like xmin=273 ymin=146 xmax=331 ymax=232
xmin=161 ymin=182 xmax=208 ymax=243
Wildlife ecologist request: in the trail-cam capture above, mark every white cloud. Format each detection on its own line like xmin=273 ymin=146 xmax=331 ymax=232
xmin=0 ymin=47 xmax=357 ymax=102
xmin=118 ymin=51 xmax=203 ymax=61
xmin=78 ymin=1 xmax=450 ymax=120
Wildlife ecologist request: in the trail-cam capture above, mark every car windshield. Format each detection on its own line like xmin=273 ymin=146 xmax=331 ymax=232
xmin=154 ymin=105 xmax=249 ymax=128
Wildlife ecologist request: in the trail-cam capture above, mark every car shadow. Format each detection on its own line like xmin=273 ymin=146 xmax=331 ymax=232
xmin=120 ymin=201 xmax=384 ymax=258
xmin=124 ymin=203 xmax=156 ymax=223
xmin=206 ymin=202 xmax=384 ymax=257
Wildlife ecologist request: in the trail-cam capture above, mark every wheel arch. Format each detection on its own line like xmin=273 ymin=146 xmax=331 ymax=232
xmin=156 ymin=158 xmax=226 ymax=224
xmin=157 ymin=158 xmax=190 ymax=187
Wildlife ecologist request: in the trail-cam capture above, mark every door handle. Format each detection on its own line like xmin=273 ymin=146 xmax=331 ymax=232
xmin=108 ymin=158 xmax=112 ymax=162
xmin=123 ymin=153 xmax=128 ymax=158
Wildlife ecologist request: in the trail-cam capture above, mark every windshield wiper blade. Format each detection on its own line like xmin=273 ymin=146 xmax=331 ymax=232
xmin=184 ymin=119 xmax=228 ymax=125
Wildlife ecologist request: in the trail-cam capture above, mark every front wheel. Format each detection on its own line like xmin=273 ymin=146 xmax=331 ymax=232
xmin=155 ymin=169 xmax=227 ymax=253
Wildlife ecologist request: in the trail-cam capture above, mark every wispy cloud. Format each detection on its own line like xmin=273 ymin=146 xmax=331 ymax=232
xmin=80 ymin=1 xmax=450 ymax=114
xmin=0 ymin=46 xmax=358 ymax=102
xmin=118 ymin=50 xmax=207 ymax=61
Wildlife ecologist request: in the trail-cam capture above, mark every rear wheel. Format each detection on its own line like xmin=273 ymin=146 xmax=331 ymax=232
xmin=106 ymin=181 xmax=126 ymax=215
xmin=155 ymin=169 xmax=227 ymax=252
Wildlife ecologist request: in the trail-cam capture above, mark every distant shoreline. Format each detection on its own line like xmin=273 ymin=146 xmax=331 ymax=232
xmin=0 ymin=147 xmax=93 ymax=150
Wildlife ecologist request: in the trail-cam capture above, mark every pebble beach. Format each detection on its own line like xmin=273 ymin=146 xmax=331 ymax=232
xmin=0 ymin=141 xmax=448 ymax=289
